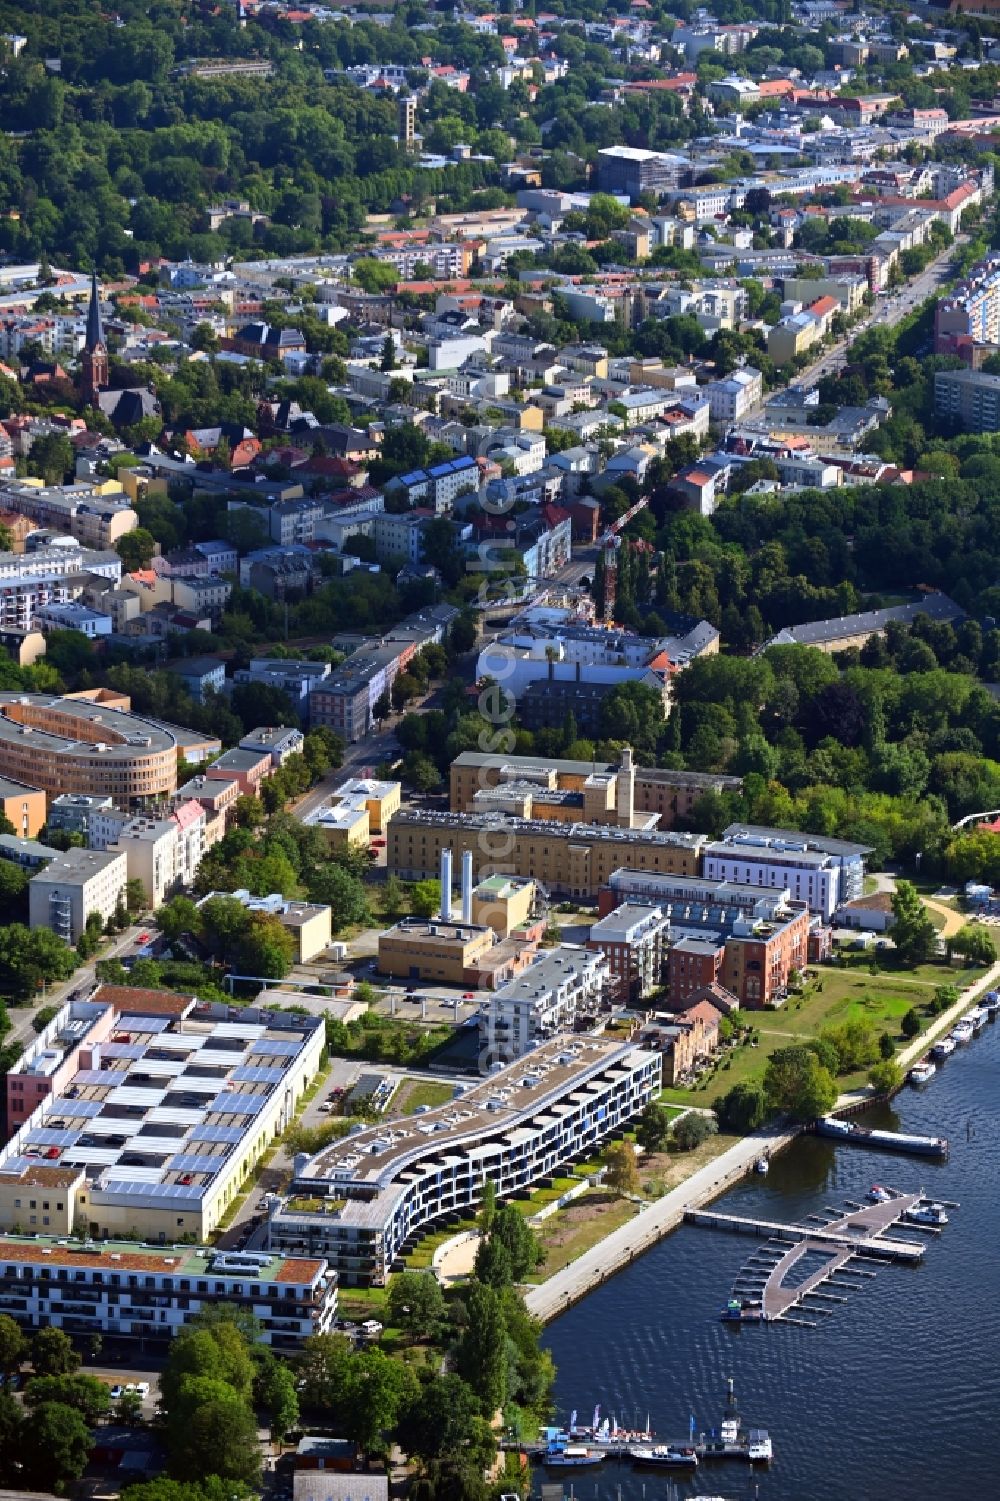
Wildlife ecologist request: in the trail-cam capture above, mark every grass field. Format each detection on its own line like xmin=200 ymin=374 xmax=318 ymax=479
xmin=525 ymin=1190 xmax=638 ymax=1282
xmin=388 ymin=1079 xmax=456 ymax=1116
xmin=659 ymin=954 xmax=986 ymax=1107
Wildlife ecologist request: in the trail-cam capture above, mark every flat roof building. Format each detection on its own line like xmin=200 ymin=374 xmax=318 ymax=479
xmin=0 ymin=774 xmax=46 ymax=838
xmin=268 ymin=1032 xmax=660 ymax=1283
xmin=481 ymin=944 xmax=610 ymax=1066
xmin=587 ymin=901 xmax=670 ymax=1004
xmin=0 ymin=1234 xmax=336 ymax=1351
xmin=377 ymin=916 xmax=496 ymax=986
xmin=1 ymin=988 xmax=325 ymax=1242
xmin=28 ymin=847 xmax=127 ymax=944
xmin=0 ymin=694 xmax=178 ymax=805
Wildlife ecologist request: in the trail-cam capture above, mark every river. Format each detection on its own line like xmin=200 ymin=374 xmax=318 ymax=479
xmin=540 ymin=1019 xmax=1000 ymax=1501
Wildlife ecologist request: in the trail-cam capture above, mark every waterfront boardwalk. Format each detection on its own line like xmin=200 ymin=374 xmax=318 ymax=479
xmin=762 ymin=1242 xmax=854 ymax=1320
xmin=523 ymin=1122 xmax=799 ymax=1323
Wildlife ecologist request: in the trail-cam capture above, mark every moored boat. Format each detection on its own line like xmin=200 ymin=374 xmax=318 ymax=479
xmin=950 ymin=1018 xmax=974 ymax=1045
xmin=630 ymin=1445 xmax=698 ymax=1469
xmin=983 ymin=991 xmax=1000 ymax=1018
xmin=909 ymin=1060 xmax=936 ymax=1086
xmin=815 ymin=1115 xmax=948 ymax=1157
xmin=931 ymin=1036 xmax=956 ymax=1061
xmin=867 ymin=1184 xmax=893 ymax=1203
xmin=754 ymin=1156 xmax=769 ymax=1175
xmin=541 ymin=1445 xmax=605 ymax=1468
xmin=905 ymin=1202 xmax=949 ymax=1226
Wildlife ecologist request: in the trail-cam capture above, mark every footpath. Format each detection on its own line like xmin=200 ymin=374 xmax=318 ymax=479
xmin=524 ymin=956 xmax=1000 ymax=1325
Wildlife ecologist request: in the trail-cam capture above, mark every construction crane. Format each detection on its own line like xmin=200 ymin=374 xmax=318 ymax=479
xmin=597 ymin=495 xmax=650 ymax=623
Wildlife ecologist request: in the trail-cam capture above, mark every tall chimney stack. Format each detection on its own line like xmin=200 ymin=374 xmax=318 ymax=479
xmin=440 ymin=848 xmax=453 ymax=921
xmin=461 ymin=849 xmax=474 ymax=924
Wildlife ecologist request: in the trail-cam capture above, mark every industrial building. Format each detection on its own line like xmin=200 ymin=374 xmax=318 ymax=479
xmin=1 ymin=988 xmax=325 ymax=1242
xmin=267 ymin=1033 xmax=660 ymax=1283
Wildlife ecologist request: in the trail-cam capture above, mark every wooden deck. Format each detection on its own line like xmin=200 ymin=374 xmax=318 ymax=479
xmin=761 ymin=1241 xmax=854 ymax=1320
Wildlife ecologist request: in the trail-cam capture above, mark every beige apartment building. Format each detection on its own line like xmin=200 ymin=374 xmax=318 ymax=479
xmin=28 ymin=848 xmax=128 ymax=944
xmin=0 ymin=694 xmax=179 ymax=804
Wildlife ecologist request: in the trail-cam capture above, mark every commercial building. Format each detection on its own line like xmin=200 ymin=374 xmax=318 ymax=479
xmin=449 ymin=749 xmax=740 ymax=829
xmin=28 ymin=848 xmax=128 ymax=943
xmin=471 ymin=874 xmax=537 ymax=937
xmin=481 ymin=944 xmax=610 ymax=1065
xmin=0 ymin=694 xmax=178 ymax=805
xmin=934 ymin=367 xmax=1000 ymax=432
xmin=666 ymin=898 xmax=812 ymax=1009
xmin=1 ymin=988 xmax=325 ymax=1241
xmin=0 ymin=774 xmax=46 ymax=838
xmin=268 ymin=1032 xmax=660 ymax=1282
xmin=597 ymin=146 xmax=690 ymax=201
xmin=0 ymin=1236 xmax=337 ymax=1351
xmin=389 ymin=808 xmax=705 ymax=899
xmin=703 ymin=825 xmax=872 ymax=919
xmin=587 ymin=902 xmax=670 ymax=1004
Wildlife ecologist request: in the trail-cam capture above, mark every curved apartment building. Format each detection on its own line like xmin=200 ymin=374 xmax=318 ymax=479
xmin=0 ymin=695 xmax=178 ymax=805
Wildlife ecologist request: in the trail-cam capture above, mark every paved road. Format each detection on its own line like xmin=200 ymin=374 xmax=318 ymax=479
xmin=799 ymin=235 xmax=965 ymax=387
xmin=523 ymin=1120 xmax=800 ymax=1323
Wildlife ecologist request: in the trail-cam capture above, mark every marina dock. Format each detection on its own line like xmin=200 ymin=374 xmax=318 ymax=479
xmin=693 ymin=1191 xmax=934 ymax=1325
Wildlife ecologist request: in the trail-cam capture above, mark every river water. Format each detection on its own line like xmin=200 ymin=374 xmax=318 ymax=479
xmin=540 ymin=1020 xmax=1000 ymax=1501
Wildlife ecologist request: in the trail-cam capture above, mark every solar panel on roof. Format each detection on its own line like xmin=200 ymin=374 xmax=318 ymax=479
xmin=252 ymin=1039 xmax=300 ymax=1057
xmin=189 ymin=1124 xmax=244 ymax=1145
xmin=231 ymin=1065 xmax=284 ymax=1085
xmin=117 ymin=1015 xmax=171 ymax=1032
xmin=168 ymin=1153 xmax=225 ymax=1174
xmin=209 ymin=1092 xmax=266 ymax=1114
xmin=51 ymin=1097 xmax=101 ymax=1117
xmin=73 ymin=1069 xmax=127 ymax=1086
xmin=98 ymin=1179 xmax=203 ymax=1201
xmin=28 ymin=1129 xmax=82 ymax=1148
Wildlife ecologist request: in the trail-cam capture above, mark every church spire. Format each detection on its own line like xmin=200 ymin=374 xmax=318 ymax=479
xmin=85 ymin=267 xmax=105 ymax=352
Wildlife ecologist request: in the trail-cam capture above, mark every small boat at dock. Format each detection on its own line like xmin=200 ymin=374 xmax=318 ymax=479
xmin=754 ymin=1157 xmax=769 ymax=1175
xmin=867 ymin=1184 xmax=893 ymax=1203
xmin=983 ymin=991 xmax=1000 ymax=1018
xmin=540 ymin=1445 xmax=605 ymax=1468
xmin=909 ymin=1060 xmax=936 ymax=1086
xmin=905 ymin=1202 xmax=948 ymax=1226
xmin=951 ymin=1018 xmax=974 ymax=1045
xmin=815 ymin=1116 xmax=948 ymax=1158
xmin=931 ymin=1037 xmax=956 ymax=1061
xmin=630 ymin=1445 xmax=698 ymax=1469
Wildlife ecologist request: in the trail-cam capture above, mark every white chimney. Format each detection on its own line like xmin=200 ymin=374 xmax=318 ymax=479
xmin=440 ymin=848 xmax=453 ymax=921
xmin=461 ymin=849 xmax=474 ymax=924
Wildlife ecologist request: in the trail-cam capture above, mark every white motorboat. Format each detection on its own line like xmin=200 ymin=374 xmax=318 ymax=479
xmin=968 ymin=1006 xmax=989 ymax=1032
xmin=747 ymin=1429 xmax=774 ymax=1462
xmin=867 ymin=1184 xmax=893 ymax=1203
xmin=931 ymin=1037 xmax=956 ymax=1061
xmin=950 ymin=1018 xmax=974 ymax=1045
xmin=905 ymin=1202 xmax=948 ymax=1226
xmin=754 ymin=1157 xmax=769 ymax=1175
xmin=909 ymin=1060 xmax=936 ymax=1086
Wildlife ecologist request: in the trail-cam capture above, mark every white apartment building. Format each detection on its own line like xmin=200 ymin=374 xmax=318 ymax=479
xmin=706 ymin=366 xmax=763 ymax=423
xmin=28 ymin=848 xmax=128 ymax=943
xmin=0 ymin=543 xmax=121 ymax=631
xmin=0 ymin=1237 xmax=337 ymax=1351
xmin=269 ymin=1032 xmax=660 ymax=1283
xmin=702 ymin=840 xmax=843 ymax=919
xmin=481 ymin=944 xmax=611 ymax=1066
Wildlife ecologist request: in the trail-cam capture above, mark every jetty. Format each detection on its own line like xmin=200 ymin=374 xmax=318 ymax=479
xmin=692 ymin=1191 xmax=931 ymax=1324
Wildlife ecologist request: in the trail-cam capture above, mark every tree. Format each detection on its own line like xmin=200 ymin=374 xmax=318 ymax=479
xmin=235 ymin=912 xmax=295 ymax=980
xmin=396 ymin=1374 xmax=492 ymax=1465
xmin=126 ymin=877 xmax=148 ymax=913
xmin=410 ymin=880 xmax=441 ymax=919
xmin=27 ymin=432 xmax=74 ymax=485
xmin=308 ymin=863 xmax=371 ymax=931
xmin=948 ymin=924 xmax=997 ymax=966
xmin=763 ymin=1046 xmax=837 ymax=1122
xmin=0 ymin=1313 xmax=26 ymax=1376
xmin=157 ymin=896 xmax=203 ymax=944
xmin=489 ymin=1203 xmax=541 ymax=1280
xmin=869 ymin=1059 xmax=903 ymax=1092
xmin=386 ymin=1270 xmax=445 ymax=1338
xmin=116 ymin=528 xmax=158 ymax=572
xmin=0 ymin=1391 xmax=23 ymax=1484
xmin=31 ymin=1327 xmax=80 ymax=1379
xmin=340 ymin=1348 xmax=417 ymax=1456
xmin=472 ymin=1235 xmax=513 ymax=1289
xmin=879 ymin=1032 xmax=896 ymax=1060
xmin=635 ymin=1102 xmax=671 ymax=1152
xmin=716 ymin=1080 xmax=768 ymax=1133
xmin=604 ymin=1139 xmax=640 ymax=1196
xmin=255 ymin=1358 xmax=299 ymax=1444
xmin=294 ymin=1332 xmax=352 ymax=1410
xmin=380 ymin=335 xmax=396 ymax=372
xmin=672 ymin=1112 xmax=718 ymax=1152
xmin=901 ymin=1008 xmax=922 ymax=1039
xmin=21 ymin=1401 xmax=93 ymax=1493
xmin=24 ymin=1374 xmax=111 ymax=1426
xmin=890 ymin=881 xmax=938 ymax=966
xmin=165 ymin=1380 xmax=261 ymax=1484
xmin=455 ymin=1283 xmax=507 ymax=1416
xmin=382 ymin=873 xmax=405 ymax=919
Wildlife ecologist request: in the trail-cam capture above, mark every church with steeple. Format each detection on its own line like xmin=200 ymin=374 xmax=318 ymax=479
xmin=80 ymin=268 xmax=108 ymax=402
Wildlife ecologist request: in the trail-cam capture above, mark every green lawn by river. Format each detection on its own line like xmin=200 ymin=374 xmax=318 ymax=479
xmin=659 ymin=954 xmax=986 ymax=1107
